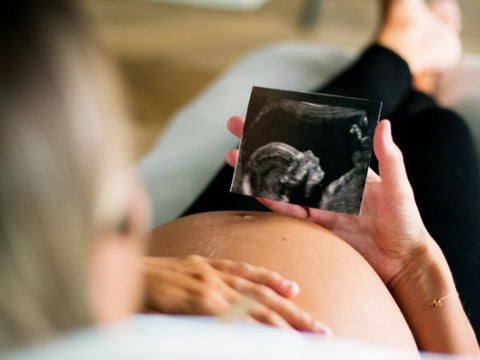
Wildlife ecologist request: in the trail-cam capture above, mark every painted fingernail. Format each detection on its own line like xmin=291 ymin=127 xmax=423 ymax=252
xmin=314 ymin=322 xmax=333 ymax=337
xmin=281 ymin=280 xmax=300 ymax=296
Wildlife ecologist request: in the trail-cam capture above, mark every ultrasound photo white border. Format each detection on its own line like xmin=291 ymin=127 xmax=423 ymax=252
xmin=230 ymin=86 xmax=382 ymax=215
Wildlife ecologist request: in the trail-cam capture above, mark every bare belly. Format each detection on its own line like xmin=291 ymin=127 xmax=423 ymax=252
xmin=149 ymin=211 xmax=417 ymax=351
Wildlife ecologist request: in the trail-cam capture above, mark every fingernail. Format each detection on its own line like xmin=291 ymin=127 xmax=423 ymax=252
xmin=281 ymin=280 xmax=300 ymax=296
xmin=314 ymin=321 xmax=333 ymax=337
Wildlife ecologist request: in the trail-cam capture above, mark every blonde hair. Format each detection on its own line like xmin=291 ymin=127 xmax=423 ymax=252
xmin=0 ymin=0 xmax=132 ymax=350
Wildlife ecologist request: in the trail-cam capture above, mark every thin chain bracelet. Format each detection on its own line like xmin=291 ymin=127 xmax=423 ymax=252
xmin=407 ymin=291 xmax=459 ymax=320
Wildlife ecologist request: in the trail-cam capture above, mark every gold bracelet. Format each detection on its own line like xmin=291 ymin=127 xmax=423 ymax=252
xmin=407 ymin=291 xmax=458 ymax=319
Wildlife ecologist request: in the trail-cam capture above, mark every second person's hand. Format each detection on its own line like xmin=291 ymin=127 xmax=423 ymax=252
xmin=143 ymin=255 xmax=332 ymax=335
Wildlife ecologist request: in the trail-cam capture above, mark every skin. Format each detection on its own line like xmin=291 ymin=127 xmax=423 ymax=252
xmin=91 ymin=120 xmax=477 ymax=353
xmin=225 ymin=117 xmax=479 ymax=354
xmin=90 ymin=0 xmax=478 ymax=353
xmin=89 ymin=177 xmax=329 ymax=334
xmin=149 ymin=211 xmax=418 ymax=351
xmin=377 ymin=0 xmax=461 ymax=76
xmin=88 ymin=177 xmax=151 ymax=324
xmin=412 ymin=0 xmax=462 ymax=95
xmin=142 ymin=255 xmax=328 ymax=333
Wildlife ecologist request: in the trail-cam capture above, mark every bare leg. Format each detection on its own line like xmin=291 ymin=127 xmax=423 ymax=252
xmin=377 ymin=0 xmax=461 ymax=76
xmin=412 ymin=0 xmax=462 ymax=95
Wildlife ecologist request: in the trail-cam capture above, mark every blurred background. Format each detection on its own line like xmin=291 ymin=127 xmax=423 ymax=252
xmin=83 ymin=0 xmax=480 ymax=157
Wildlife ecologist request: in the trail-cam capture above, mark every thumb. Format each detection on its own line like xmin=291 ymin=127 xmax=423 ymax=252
xmin=373 ymin=120 xmax=410 ymax=193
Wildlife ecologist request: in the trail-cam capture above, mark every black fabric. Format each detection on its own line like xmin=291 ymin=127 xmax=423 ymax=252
xmin=319 ymin=45 xmax=413 ymax=119
xmin=183 ymin=162 xmax=269 ymax=214
xmin=183 ymin=45 xmax=480 ymax=338
xmin=390 ymin=102 xmax=480 ymax=339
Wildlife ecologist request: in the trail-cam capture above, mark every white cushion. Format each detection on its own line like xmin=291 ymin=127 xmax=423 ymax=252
xmin=136 ymin=42 xmax=480 ymax=227
xmin=0 ymin=315 xmax=451 ymax=359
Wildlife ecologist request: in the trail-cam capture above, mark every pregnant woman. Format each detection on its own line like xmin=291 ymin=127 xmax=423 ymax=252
xmin=1 ymin=0 xmax=478 ymax=357
xmin=146 ymin=0 xmax=480 ymax=354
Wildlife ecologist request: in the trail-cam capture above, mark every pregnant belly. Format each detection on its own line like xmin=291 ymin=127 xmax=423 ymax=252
xmin=149 ymin=211 xmax=417 ymax=351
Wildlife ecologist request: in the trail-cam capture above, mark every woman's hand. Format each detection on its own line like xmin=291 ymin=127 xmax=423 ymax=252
xmin=226 ymin=116 xmax=433 ymax=285
xmin=143 ymin=255 xmax=331 ymax=335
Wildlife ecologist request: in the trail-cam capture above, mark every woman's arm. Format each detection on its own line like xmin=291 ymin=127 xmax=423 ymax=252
xmin=390 ymin=240 xmax=478 ymax=353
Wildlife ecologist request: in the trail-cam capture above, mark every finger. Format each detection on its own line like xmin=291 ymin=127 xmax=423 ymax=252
xmin=144 ymin=274 xmax=192 ymax=313
xmin=225 ymin=275 xmax=331 ymax=334
xmin=257 ymin=197 xmax=310 ymax=220
xmin=366 ymin=168 xmax=381 ymax=183
xmin=249 ymin=302 xmax=293 ymax=330
xmin=373 ymin=120 xmax=412 ymax=195
xmin=225 ymin=149 xmax=239 ymax=168
xmin=220 ymin=291 xmax=292 ymax=329
xmin=227 ymin=116 xmax=245 ymax=138
xmin=257 ymin=197 xmax=340 ymax=232
xmin=218 ymin=291 xmax=256 ymax=322
xmin=306 ymin=208 xmax=341 ymax=230
xmin=209 ymin=258 xmax=299 ymax=297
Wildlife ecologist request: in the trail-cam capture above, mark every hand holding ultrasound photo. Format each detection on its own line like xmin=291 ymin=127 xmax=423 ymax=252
xmin=230 ymin=87 xmax=382 ymax=215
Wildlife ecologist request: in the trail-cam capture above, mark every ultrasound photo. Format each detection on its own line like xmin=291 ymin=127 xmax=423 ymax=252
xmin=230 ymin=86 xmax=382 ymax=215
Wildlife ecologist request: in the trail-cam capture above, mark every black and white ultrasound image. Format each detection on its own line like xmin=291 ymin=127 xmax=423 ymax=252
xmin=230 ymin=87 xmax=382 ymax=215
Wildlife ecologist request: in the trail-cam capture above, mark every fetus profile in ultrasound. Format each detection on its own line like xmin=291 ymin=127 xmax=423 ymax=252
xmin=230 ymin=87 xmax=382 ymax=215
xmin=244 ymin=142 xmax=325 ymax=203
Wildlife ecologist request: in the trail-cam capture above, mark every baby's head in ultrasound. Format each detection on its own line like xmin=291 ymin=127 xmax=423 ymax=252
xmin=243 ymin=142 xmax=325 ymax=203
